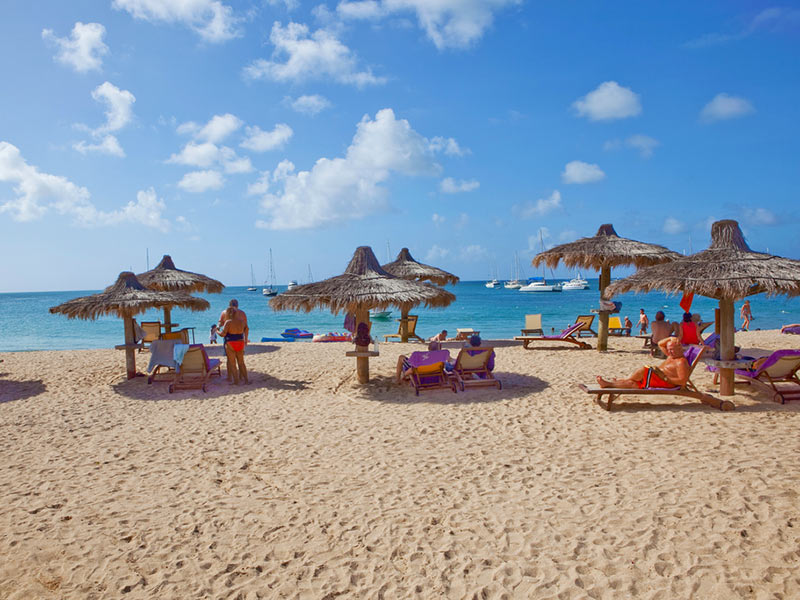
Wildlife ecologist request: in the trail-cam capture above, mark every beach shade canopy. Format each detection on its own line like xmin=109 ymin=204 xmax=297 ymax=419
xmin=606 ymin=219 xmax=800 ymax=396
xmin=271 ymin=246 xmax=456 ymax=383
xmin=49 ymin=271 xmax=210 ymax=379
xmin=532 ymin=223 xmax=681 ymax=350
xmin=137 ymin=255 xmax=223 ymax=332
xmin=381 ymin=247 xmax=459 ymax=342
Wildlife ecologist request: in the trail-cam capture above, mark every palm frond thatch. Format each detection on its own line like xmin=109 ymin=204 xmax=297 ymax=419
xmin=381 ymin=247 xmax=459 ymax=285
xmin=49 ymin=272 xmax=211 ymax=320
xmin=137 ymin=255 xmax=223 ymax=294
xmin=532 ymin=224 xmax=681 ymax=271
xmin=606 ymin=220 xmax=800 ymax=300
xmin=270 ymin=246 xmax=456 ymax=314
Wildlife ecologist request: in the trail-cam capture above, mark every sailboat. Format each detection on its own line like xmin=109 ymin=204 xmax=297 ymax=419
xmin=504 ymin=253 xmax=523 ymax=289
xmin=485 ymin=263 xmax=501 ymax=288
xmin=247 ymin=264 xmax=258 ymax=291
xmin=262 ymin=249 xmax=278 ymax=297
xmin=520 ymin=230 xmax=562 ymax=292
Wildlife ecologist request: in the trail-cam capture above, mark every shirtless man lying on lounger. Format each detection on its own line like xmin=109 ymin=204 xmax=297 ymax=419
xmin=596 ymin=336 xmax=690 ymax=389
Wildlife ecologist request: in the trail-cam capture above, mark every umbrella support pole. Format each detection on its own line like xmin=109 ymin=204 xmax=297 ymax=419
xmin=123 ymin=315 xmax=137 ymax=380
xmin=597 ymin=266 xmax=611 ymax=351
xmin=400 ymin=308 xmax=410 ymax=343
xmin=356 ymin=308 xmax=371 ymax=383
xmin=163 ymin=306 xmax=173 ymax=333
xmin=719 ymin=298 xmax=735 ymax=396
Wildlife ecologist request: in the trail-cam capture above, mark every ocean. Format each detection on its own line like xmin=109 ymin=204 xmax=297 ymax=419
xmin=2 ymin=281 xmax=799 ymax=352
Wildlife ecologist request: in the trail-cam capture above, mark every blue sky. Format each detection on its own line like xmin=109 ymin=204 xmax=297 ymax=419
xmin=1 ymin=1 xmax=798 ymax=292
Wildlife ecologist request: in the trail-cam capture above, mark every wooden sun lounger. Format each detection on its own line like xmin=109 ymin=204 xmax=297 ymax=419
xmin=578 ymin=346 xmax=734 ymax=411
xmin=515 ymin=323 xmax=591 ymax=350
xmin=574 ymin=314 xmax=597 ymax=337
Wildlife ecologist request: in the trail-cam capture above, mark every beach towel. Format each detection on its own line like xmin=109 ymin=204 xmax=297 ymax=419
xmin=173 ymin=343 xmax=190 ymax=370
xmin=147 ymin=339 xmax=177 ymax=373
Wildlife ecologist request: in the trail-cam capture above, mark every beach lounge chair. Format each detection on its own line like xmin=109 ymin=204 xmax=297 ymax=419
xmin=384 ymin=314 xmax=424 ymax=343
xmin=578 ymin=345 xmax=734 ymax=411
xmin=607 ymin=316 xmax=626 ymax=336
xmin=162 ymin=328 xmax=190 ymax=344
xmin=455 ymin=328 xmax=480 ymax=341
xmin=400 ymin=349 xmax=457 ymax=396
xmin=169 ymin=344 xmax=221 ymax=393
xmin=147 ymin=338 xmax=178 ymax=383
xmin=521 ymin=314 xmax=543 ymax=336
xmin=574 ymin=314 xmax=597 ymax=337
xmin=449 ymin=347 xmax=501 ymax=391
xmin=515 ymin=323 xmax=591 ymax=350
xmin=709 ymin=349 xmax=800 ymax=404
xmin=140 ymin=321 xmax=162 ymax=351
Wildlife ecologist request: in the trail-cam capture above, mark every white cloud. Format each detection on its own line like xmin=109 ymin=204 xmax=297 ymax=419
xmin=287 ymin=94 xmax=332 ymax=115
xmin=220 ymin=148 xmax=253 ymax=174
xmin=663 ymin=217 xmax=687 ymax=235
xmin=196 ymin=113 xmax=242 ymax=143
xmin=267 ymin=0 xmax=299 ymax=9
xmin=516 ymin=190 xmax=561 ymax=219
xmin=255 ymin=108 xmax=442 ymax=230
xmin=0 ymin=142 xmax=168 ymax=230
xmin=241 ymin=124 xmax=293 ymax=152
xmin=528 ymin=227 xmax=551 ymax=251
xmin=168 ymin=141 xmax=221 ymax=168
xmin=558 ymin=229 xmax=577 ymax=242
xmin=744 ymin=207 xmax=777 ymax=226
xmin=112 ymin=0 xmax=241 ymax=43
xmin=425 ymin=244 xmax=449 ymax=261
xmin=243 ymin=22 xmax=385 ymax=87
xmin=336 ymin=0 xmax=522 ymax=50
xmin=461 ymin=244 xmax=487 ymax=260
xmin=74 ymin=135 xmax=125 ymax=157
xmin=626 ymin=134 xmax=660 ymax=158
xmin=432 ymin=213 xmax=445 ymax=226
xmin=247 ymin=171 xmax=271 ymax=196
xmin=42 ymin=22 xmax=108 ymax=73
xmin=562 ymin=160 xmax=605 ymax=184
xmin=429 ymin=136 xmax=469 ymax=156
xmin=169 ymin=114 xmax=253 ymax=176
xmin=573 ymin=81 xmax=642 ymax=121
xmin=439 ymin=177 xmax=479 ymax=194
xmin=685 ymin=7 xmax=800 ymax=48
xmin=700 ymin=93 xmax=755 ymax=123
xmin=178 ymin=170 xmax=224 ymax=193
xmin=90 ymin=82 xmax=136 ymax=134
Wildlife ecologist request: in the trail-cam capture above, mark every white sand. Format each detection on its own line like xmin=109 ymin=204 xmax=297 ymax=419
xmin=1 ymin=330 xmax=799 ymax=598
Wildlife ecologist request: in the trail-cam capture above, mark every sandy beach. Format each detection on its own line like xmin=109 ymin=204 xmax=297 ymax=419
xmin=1 ymin=330 xmax=799 ymax=599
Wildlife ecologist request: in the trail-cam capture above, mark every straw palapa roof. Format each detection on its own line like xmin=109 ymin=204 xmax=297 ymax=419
xmin=606 ymin=220 xmax=800 ymax=300
xmin=49 ymin=272 xmax=210 ymax=320
xmin=532 ymin=224 xmax=681 ymax=271
xmin=270 ymin=246 xmax=456 ymax=314
xmin=381 ymin=248 xmax=459 ymax=286
xmin=137 ymin=255 xmax=223 ymax=293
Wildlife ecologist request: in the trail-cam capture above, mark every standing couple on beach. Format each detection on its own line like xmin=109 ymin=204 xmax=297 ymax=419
xmin=218 ymin=299 xmax=249 ymax=385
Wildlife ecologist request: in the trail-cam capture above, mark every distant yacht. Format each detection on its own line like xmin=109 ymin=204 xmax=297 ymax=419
xmin=247 ymin=264 xmax=258 ymax=291
xmin=519 ymin=279 xmax=562 ymax=292
xmin=485 ymin=278 xmax=501 ymax=289
xmin=287 ymin=280 xmax=298 ymax=290
xmin=562 ymin=275 xmax=589 ymax=290
xmin=504 ymin=253 xmax=523 ymax=289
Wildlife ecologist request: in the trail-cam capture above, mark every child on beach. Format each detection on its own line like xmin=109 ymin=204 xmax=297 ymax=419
xmin=209 ymin=324 xmax=218 ymax=344
xmin=637 ymin=309 xmax=649 ymax=335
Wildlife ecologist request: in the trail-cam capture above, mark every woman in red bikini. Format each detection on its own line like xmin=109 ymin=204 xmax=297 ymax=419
xmin=596 ymin=336 xmax=690 ymax=390
xmin=218 ymin=306 xmax=249 ymax=385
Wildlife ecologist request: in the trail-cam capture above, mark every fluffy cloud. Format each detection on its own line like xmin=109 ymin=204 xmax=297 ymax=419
xmin=241 ymin=124 xmax=293 ymax=152
xmin=432 ymin=213 xmax=445 ymax=226
xmin=606 ymin=134 xmax=660 ymax=158
xmin=268 ymin=0 xmax=300 ymax=9
xmin=112 ymin=0 xmax=241 ymax=43
xmin=439 ymin=177 xmax=479 ymax=194
xmin=744 ymin=207 xmax=777 ymax=226
xmin=243 ymin=22 xmax=385 ymax=87
xmin=516 ymin=190 xmax=561 ymax=219
xmin=42 ymin=22 xmax=108 ymax=72
xmin=74 ymin=135 xmax=125 ymax=157
xmin=700 ymin=93 xmax=755 ymax=123
xmin=573 ymin=81 xmax=642 ymax=121
xmin=169 ymin=114 xmax=255 ymax=175
xmin=685 ymin=7 xmax=800 ymax=48
xmin=287 ymin=94 xmax=332 ymax=115
xmin=196 ymin=113 xmax=242 ymax=143
xmin=663 ymin=217 xmax=687 ymax=235
xmin=73 ymin=82 xmax=135 ymax=157
xmin=430 ymin=136 xmax=469 ymax=156
xmin=460 ymin=244 xmax=487 ymax=260
xmin=255 ymin=108 xmax=444 ymax=229
xmin=562 ymin=161 xmax=605 ymax=184
xmin=425 ymin=244 xmax=449 ymax=261
xmin=0 ymin=142 xmax=168 ymax=230
xmin=336 ymin=0 xmax=522 ymax=49
xmin=178 ymin=170 xmax=224 ymax=193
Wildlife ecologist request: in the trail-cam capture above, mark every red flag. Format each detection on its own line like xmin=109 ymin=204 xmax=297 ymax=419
xmin=679 ymin=292 xmax=694 ymax=313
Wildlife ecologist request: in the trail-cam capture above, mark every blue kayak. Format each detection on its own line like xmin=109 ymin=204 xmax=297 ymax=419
xmin=281 ymin=328 xmax=313 ymax=339
xmin=261 ymin=336 xmax=294 ymax=342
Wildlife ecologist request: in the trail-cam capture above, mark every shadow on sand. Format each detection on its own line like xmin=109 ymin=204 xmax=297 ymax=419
xmin=0 ymin=373 xmax=46 ymax=404
xmin=111 ymin=371 xmax=310 ymax=400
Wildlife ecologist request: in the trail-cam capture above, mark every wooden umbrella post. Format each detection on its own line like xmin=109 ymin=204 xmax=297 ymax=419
xmin=355 ymin=308 xmax=371 ymax=383
xmin=718 ymin=298 xmax=735 ymax=396
xmin=400 ymin=307 xmax=409 ymax=343
xmin=122 ymin=313 xmax=137 ymax=380
xmin=597 ymin=266 xmax=611 ymax=352
xmin=163 ymin=306 xmax=173 ymax=333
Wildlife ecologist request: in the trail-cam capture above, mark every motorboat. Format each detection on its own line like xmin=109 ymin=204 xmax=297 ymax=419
xmin=485 ymin=279 xmax=501 ymax=289
xmin=562 ymin=277 xmax=590 ymax=290
xmin=370 ymin=310 xmax=392 ymax=320
xmin=519 ymin=279 xmax=562 ymax=292
xmin=504 ymin=280 xmax=522 ymax=289
xmin=287 ymin=280 xmax=298 ymax=290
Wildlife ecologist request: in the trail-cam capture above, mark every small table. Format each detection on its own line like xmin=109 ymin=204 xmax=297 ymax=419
xmin=635 ymin=334 xmax=651 ymax=348
xmin=701 ymin=357 xmax=756 ymax=371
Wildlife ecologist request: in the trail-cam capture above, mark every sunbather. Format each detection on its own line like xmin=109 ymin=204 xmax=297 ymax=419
xmin=781 ymin=323 xmax=800 ymax=334
xmin=596 ymin=337 xmax=689 ymax=390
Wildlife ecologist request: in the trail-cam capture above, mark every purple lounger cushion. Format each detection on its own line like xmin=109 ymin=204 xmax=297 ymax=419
xmin=782 ymin=326 xmax=800 ymax=335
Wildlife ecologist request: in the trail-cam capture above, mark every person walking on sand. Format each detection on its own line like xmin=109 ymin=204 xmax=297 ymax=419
xmin=596 ymin=336 xmax=689 ymax=390
xmin=637 ymin=309 xmax=649 ymax=335
xmin=740 ymin=300 xmax=753 ymax=331
xmin=218 ymin=306 xmax=249 ymax=385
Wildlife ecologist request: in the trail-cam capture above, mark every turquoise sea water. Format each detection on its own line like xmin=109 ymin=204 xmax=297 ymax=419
xmin=2 ymin=281 xmax=799 ymax=352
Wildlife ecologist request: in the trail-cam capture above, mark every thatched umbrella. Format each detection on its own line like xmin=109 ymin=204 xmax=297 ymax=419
xmin=50 ymin=272 xmax=210 ymax=379
xmin=137 ymin=255 xmax=223 ymax=332
xmin=271 ymin=246 xmax=456 ymax=383
xmin=381 ymin=247 xmax=460 ymax=342
xmin=607 ymin=219 xmax=800 ymax=396
xmin=533 ymin=224 xmax=681 ymax=351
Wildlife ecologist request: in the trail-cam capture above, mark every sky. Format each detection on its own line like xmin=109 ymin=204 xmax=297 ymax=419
xmin=1 ymin=0 xmax=798 ymax=292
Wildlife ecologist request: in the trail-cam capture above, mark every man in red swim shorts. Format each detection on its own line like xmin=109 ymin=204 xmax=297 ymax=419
xmin=596 ymin=336 xmax=690 ymax=390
